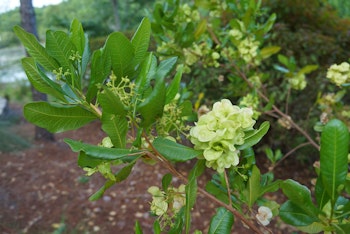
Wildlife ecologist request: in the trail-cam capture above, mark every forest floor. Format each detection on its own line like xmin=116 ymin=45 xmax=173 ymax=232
xmin=0 ymin=104 xmax=317 ymax=234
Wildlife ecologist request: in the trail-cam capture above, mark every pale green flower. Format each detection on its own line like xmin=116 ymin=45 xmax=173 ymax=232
xmin=289 ymin=73 xmax=306 ymax=90
xmin=326 ymin=62 xmax=350 ymax=86
xmin=256 ymin=206 xmax=273 ymax=226
xmin=148 ymin=186 xmax=168 ymax=216
xmin=190 ymin=99 xmax=255 ymax=172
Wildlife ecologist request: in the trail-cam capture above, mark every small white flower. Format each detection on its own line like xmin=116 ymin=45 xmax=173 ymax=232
xmin=256 ymin=206 xmax=273 ymax=226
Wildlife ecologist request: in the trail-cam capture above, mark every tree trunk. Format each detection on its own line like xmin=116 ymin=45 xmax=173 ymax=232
xmin=20 ymin=0 xmax=55 ymax=141
xmin=110 ymin=0 xmax=121 ymax=31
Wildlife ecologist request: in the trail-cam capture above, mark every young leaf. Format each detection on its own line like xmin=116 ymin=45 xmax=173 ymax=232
xmin=162 ymin=173 xmax=173 ymax=191
xmin=64 ymin=139 xmax=143 ymax=160
xmin=24 ymin=102 xmax=97 ymax=132
xmin=134 ymin=221 xmax=143 ymax=234
xmin=137 ymin=80 xmax=166 ymax=128
xmin=237 ymin=121 xmax=270 ymax=150
xmin=13 ymin=25 xmax=59 ymax=71
xmin=89 ymin=160 xmax=136 ymax=201
xmin=208 ymin=207 xmax=234 ymax=234
xmin=246 ymin=165 xmax=261 ymax=207
xmin=131 ymin=17 xmax=151 ymax=66
xmin=101 ymin=113 xmax=128 ymax=148
xmin=152 ymin=137 xmax=202 ymax=162
xmin=69 ymin=18 xmax=85 ymax=55
xmin=165 ymin=65 xmax=183 ymax=104
xmin=86 ymin=49 xmax=111 ymax=102
xmin=320 ymin=119 xmax=349 ymax=202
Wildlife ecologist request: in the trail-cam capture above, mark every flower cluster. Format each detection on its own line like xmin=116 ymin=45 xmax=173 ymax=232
xmin=238 ymin=37 xmax=260 ymax=64
xmin=147 ymin=184 xmax=186 ymax=216
xmin=326 ymin=62 xmax=350 ymax=86
xmin=288 ymin=73 xmax=306 ymax=90
xmin=190 ymin=99 xmax=255 ymax=172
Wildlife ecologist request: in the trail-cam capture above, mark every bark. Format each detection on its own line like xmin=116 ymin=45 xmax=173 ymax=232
xmin=20 ymin=0 xmax=55 ymax=141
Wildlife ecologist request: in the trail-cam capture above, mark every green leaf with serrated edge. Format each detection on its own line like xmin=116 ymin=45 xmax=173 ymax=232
xmin=137 ymin=80 xmax=166 ymax=128
xmin=13 ymin=25 xmax=59 ymax=71
xmin=134 ymin=221 xmax=143 ymax=234
xmin=155 ymin=57 xmax=177 ymax=80
xmin=165 ymin=65 xmax=183 ymax=104
xmin=131 ymin=17 xmax=150 ymax=66
xmin=320 ymin=119 xmax=349 ymax=202
xmin=101 ymin=113 xmax=128 ymax=148
xmin=24 ymin=102 xmax=97 ymax=132
xmin=89 ymin=160 xmax=137 ymax=201
xmin=281 ymin=179 xmax=320 ymax=217
xmin=21 ymin=57 xmax=66 ymax=102
xmin=153 ymin=220 xmax=161 ymax=234
xmin=104 ymin=32 xmax=134 ymax=81
xmin=280 ymin=201 xmax=319 ymax=226
xmin=237 ymin=121 xmax=270 ymax=150
xmin=86 ymin=49 xmax=111 ymax=102
xmin=162 ymin=173 xmax=173 ymax=191
xmin=246 ymin=165 xmax=260 ymax=207
xmin=98 ymin=88 xmax=127 ymax=116
xmin=65 ymin=138 xmax=142 ymax=160
xmin=315 ymin=177 xmax=331 ymax=210
xmin=153 ymin=137 xmax=202 ymax=162
xmin=208 ymin=207 xmax=234 ymax=234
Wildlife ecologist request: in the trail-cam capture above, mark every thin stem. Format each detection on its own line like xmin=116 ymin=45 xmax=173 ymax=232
xmin=232 ymin=63 xmax=320 ymax=150
xmin=224 ymin=169 xmax=233 ymax=207
xmin=269 ymin=142 xmax=311 ymax=172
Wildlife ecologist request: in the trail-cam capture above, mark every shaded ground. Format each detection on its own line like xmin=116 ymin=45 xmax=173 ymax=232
xmin=0 ymin=104 xmax=317 ymax=234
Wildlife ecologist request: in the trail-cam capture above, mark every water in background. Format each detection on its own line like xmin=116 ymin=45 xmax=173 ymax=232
xmin=0 ymin=46 xmax=28 ymax=83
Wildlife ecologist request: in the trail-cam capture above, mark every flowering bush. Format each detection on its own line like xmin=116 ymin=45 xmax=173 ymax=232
xmin=326 ymin=62 xmax=350 ymax=86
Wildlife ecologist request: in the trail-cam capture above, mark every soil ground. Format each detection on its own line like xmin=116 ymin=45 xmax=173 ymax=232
xmin=0 ymin=104 xmax=317 ymax=234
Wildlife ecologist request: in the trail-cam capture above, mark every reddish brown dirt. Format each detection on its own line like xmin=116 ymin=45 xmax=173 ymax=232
xmin=0 ymin=110 xmax=317 ymax=233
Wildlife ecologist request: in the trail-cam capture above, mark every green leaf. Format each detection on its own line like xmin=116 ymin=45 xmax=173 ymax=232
xmin=64 ymin=138 xmax=143 ymax=160
xmin=208 ymin=207 xmax=234 ymax=234
xmin=78 ymin=151 xmax=104 ymax=168
xmin=185 ymin=167 xmax=198 ymax=234
xmin=134 ymin=53 xmax=156 ymax=96
xmin=69 ymin=18 xmax=85 ymax=55
xmin=280 ymin=201 xmax=319 ymax=227
xmin=165 ymin=65 xmax=183 ymax=104
xmin=320 ymin=119 xmax=349 ymax=202
xmin=101 ymin=113 xmax=128 ymax=148
xmin=315 ymin=177 xmax=331 ymax=210
xmin=260 ymin=46 xmax=281 ymax=59
xmin=152 ymin=137 xmax=202 ymax=162
xmin=104 ymin=32 xmax=135 ymax=81
xmin=13 ymin=25 xmax=59 ymax=71
xmin=137 ymin=80 xmax=166 ymax=128
xmin=153 ymin=220 xmax=161 ymax=234
xmin=86 ymin=49 xmax=111 ymax=102
xmin=162 ymin=173 xmax=173 ymax=191
xmin=89 ymin=160 xmax=136 ymax=201
xmin=46 ymin=30 xmax=76 ymax=71
xmin=21 ymin=57 xmax=65 ymax=101
xmin=168 ymin=208 xmax=185 ymax=234
xmin=134 ymin=221 xmax=143 ymax=234
xmin=98 ymin=88 xmax=127 ymax=116
xmin=246 ymin=165 xmax=260 ymax=207
xmin=298 ymin=65 xmax=318 ymax=75
xmin=131 ymin=17 xmax=151 ymax=66
xmin=155 ymin=57 xmax=177 ymax=80
xmin=24 ymin=102 xmax=97 ymax=132
xmin=281 ymin=179 xmax=320 ymax=217
xmin=237 ymin=121 xmax=270 ymax=150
